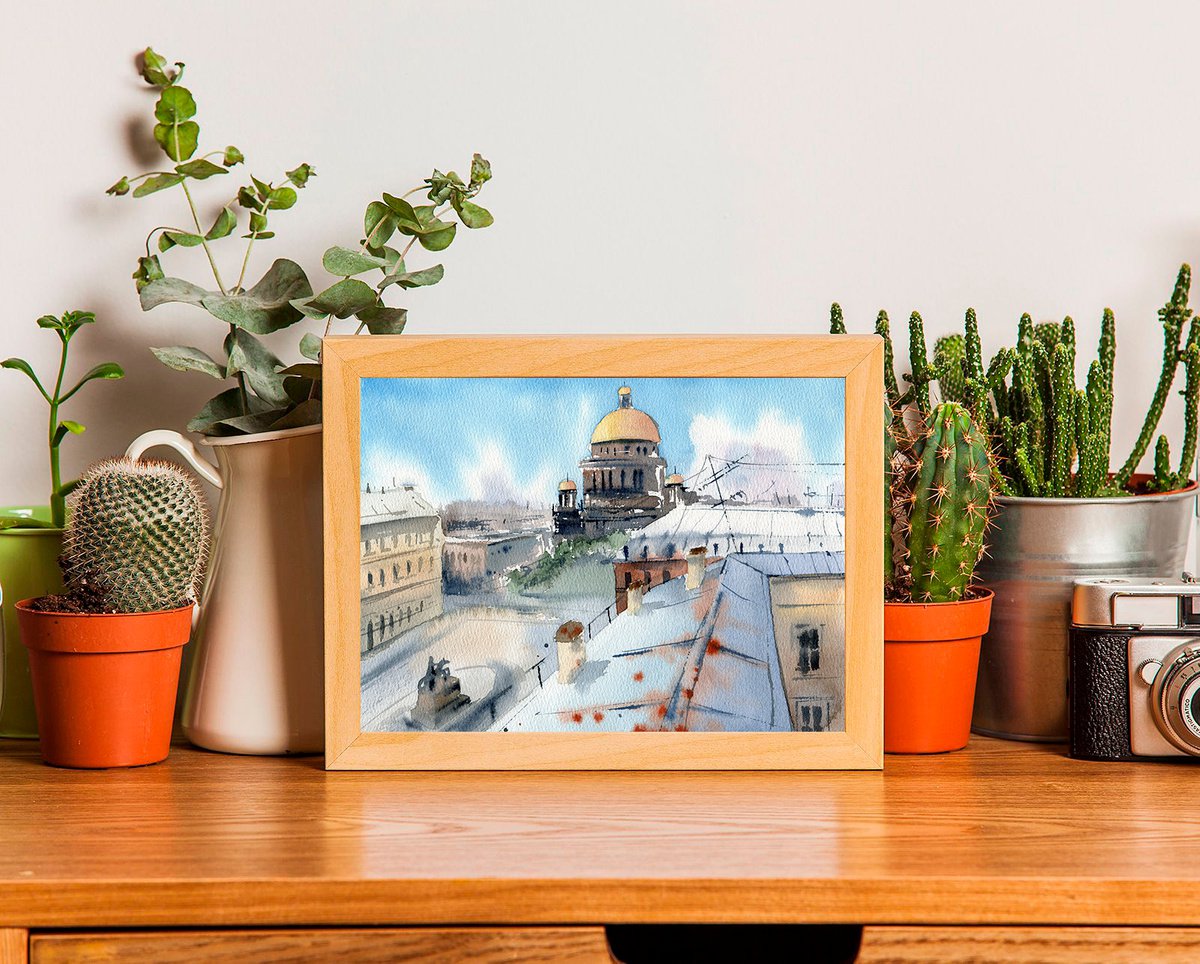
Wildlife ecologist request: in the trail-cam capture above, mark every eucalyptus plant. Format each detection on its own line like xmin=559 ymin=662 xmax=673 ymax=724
xmin=2 ymin=312 xmax=125 ymax=529
xmin=108 ymin=47 xmax=493 ymax=436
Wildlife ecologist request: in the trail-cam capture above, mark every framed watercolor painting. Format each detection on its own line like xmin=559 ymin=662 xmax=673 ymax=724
xmin=323 ymin=336 xmax=882 ymax=769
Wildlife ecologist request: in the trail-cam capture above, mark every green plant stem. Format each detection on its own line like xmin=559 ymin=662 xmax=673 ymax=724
xmin=180 ymin=180 xmax=228 ymax=296
xmin=235 ymin=235 xmax=256 ymax=293
xmin=47 ymin=335 xmax=69 ymax=528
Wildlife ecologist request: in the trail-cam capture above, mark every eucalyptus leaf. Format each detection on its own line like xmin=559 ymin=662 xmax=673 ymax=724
xmin=418 ymin=221 xmax=456 ymax=251
xmin=199 ymin=258 xmax=312 ymax=334
xmin=106 ymin=176 xmax=131 ymax=196
xmin=223 ymin=145 xmax=244 ymax=167
xmin=205 ymin=207 xmax=237 ymax=240
xmin=207 ymin=410 xmax=289 ymax=436
xmin=132 ymin=255 xmax=165 ymax=291
xmin=154 ymin=86 xmax=197 ymax=123
xmin=140 ymin=47 xmax=172 ymax=86
xmin=283 ymin=375 xmax=317 ymax=406
xmin=455 ymin=199 xmax=493 ymax=229
xmin=299 ymin=332 xmax=323 ymax=361
xmin=379 ymin=264 xmax=444 ymax=291
xmin=357 ymin=305 xmax=408 ymax=334
xmin=248 ymin=211 xmax=268 ymax=234
xmin=269 ymin=398 xmax=321 ymax=430
xmin=237 ymin=186 xmax=263 ymax=211
xmin=228 ymin=329 xmax=289 ymax=406
xmin=176 ymin=158 xmax=227 ymax=180
xmin=286 ymin=163 xmax=315 ymax=187
xmin=188 ymin=386 xmax=273 ymax=435
xmin=153 ymin=120 xmax=199 ymax=162
xmin=278 ymin=363 xmax=322 ymax=379
xmin=150 ymin=346 xmax=224 ymax=379
xmin=290 ymin=297 xmax=329 ymax=321
xmin=308 ymin=278 xmax=378 ymax=319
xmin=382 ymin=193 xmax=422 ymax=232
xmin=132 ymin=172 xmax=184 ymax=197
xmin=52 ymin=420 xmax=85 ymax=446
xmin=469 ymin=153 xmax=492 ymax=190
xmin=163 ymin=230 xmax=204 ymax=248
xmin=158 ymin=232 xmax=176 ymax=253
xmin=140 ymin=276 xmax=210 ymax=311
xmin=35 ymin=315 xmax=61 ymax=329
xmin=363 ymin=201 xmax=396 ymax=246
xmin=267 ymin=186 xmax=297 ymax=210
xmin=321 ymin=246 xmax=387 ymax=276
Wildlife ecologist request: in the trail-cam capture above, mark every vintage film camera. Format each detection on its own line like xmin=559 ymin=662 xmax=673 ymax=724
xmin=1069 ymin=576 xmax=1200 ymax=761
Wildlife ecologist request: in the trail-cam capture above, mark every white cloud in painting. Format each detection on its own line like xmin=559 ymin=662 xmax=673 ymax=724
xmin=459 ymin=439 xmax=557 ymax=505
xmin=687 ymin=409 xmax=839 ymax=506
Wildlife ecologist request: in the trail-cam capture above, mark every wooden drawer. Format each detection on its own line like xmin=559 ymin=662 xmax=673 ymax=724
xmin=28 ymin=927 xmax=614 ymax=964
xmin=859 ymin=926 xmax=1200 ymax=962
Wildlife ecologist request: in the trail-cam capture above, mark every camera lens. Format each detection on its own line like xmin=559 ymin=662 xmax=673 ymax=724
xmin=1153 ymin=645 xmax=1200 ymax=754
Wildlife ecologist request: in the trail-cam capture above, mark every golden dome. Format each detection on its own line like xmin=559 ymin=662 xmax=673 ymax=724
xmin=590 ymin=408 xmax=661 ymax=444
xmin=666 ymin=473 xmax=684 ymax=485
xmin=558 ymin=478 xmax=577 ymax=491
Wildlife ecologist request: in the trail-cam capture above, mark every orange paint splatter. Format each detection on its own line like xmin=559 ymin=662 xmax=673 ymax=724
xmin=674 ymin=724 xmax=688 ymax=732
xmin=632 ymin=724 xmax=648 ymax=732
xmin=633 ymin=671 xmax=644 ymax=682
xmin=656 ymin=704 xmax=668 ymax=718
xmin=571 ymin=712 xmax=583 ymax=724
xmin=706 ymin=638 xmax=722 ymax=655
xmin=683 ymin=688 xmax=694 ymax=699
xmin=593 ymin=711 xmax=604 ymax=723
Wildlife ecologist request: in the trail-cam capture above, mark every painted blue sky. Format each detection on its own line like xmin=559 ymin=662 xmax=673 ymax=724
xmin=360 ymin=378 xmax=844 ymax=507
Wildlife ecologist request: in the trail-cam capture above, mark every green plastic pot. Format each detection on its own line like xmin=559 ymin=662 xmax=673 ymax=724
xmin=0 ymin=506 xmax=63 ymax=738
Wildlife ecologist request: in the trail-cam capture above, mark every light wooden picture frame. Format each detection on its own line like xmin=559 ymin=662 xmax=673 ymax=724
xmin=324 ymin=335 xmax=882 ymax=769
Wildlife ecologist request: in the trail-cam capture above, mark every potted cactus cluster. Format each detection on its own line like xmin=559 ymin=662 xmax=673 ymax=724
xmin=16 ymin=458 xmax=208 ymax=768
xmin=933 ymin=266 xmax=1199 ymax=741
xmin=835 ymin=306 xmax=998 ymax=752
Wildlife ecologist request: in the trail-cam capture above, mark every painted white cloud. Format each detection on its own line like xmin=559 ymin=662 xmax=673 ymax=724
xmin=687 ymin=409 xmax=842 ymax=506
xmin=458 ymin=439 xmax=557 ymax=506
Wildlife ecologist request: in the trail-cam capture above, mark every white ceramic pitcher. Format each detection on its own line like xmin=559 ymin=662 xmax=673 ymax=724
xmin=126 ymin=424 xmax=324 ymax=755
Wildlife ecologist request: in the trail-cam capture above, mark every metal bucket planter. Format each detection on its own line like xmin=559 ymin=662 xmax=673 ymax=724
xmin=973 ymin=476 xmax=1197 ymax=741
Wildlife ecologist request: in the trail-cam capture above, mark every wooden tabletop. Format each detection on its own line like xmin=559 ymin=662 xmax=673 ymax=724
xmin=0 ymin=736 xmax=1193 ymax=929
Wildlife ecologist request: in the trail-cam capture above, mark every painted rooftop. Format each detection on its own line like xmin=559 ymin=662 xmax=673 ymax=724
xmin=496 ymin=550 xmax=845 ymax=734
xmin=620 ymin=502 xmax=845 ymax=559
xmin=361 ymin=485 xmax=440 ymax=525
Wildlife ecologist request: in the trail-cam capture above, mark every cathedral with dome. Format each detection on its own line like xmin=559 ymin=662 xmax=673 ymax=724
xmin=553 ymin=385 xmax=688 ymax=538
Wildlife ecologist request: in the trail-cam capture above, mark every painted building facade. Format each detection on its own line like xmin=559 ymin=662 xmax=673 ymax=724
xmin=443 ymin=530 xmax=550 ymax=592
xmin=360 ymin=484 xmax=445 ymax=654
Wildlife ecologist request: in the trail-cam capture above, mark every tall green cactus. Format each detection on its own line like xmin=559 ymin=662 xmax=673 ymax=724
xmin=61 ymin=457 xmax=209 ymax=613
xmin=933 ymin=333 xmax=966 ymax=402
xmin=903 ymin=403 xmax=994 ymax=602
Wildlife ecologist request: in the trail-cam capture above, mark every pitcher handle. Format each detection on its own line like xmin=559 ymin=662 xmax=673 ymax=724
xmin=125 ymin=430 xmax=223 ymax=489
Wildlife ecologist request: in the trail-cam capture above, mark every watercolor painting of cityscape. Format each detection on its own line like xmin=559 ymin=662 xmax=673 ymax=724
xmin=359 ymin=377 xmax=846 ymax=735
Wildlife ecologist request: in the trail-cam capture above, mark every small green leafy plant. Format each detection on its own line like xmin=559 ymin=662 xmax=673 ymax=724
xmin=2 ymin=312 xmax=125 ymax=530
xmin=108 ymin=46 xmax=493 ymax=437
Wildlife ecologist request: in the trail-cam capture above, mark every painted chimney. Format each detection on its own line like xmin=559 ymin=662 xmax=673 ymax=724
xmin=686 ymin=546 xmax=707 ymax=590
xmin=556 ymin=620 xmax=586 ymax=684
xmin=626 ymin=580 xmax=644 ymax=614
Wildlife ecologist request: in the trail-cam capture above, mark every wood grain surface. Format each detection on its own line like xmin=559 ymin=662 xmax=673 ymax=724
xmin=0 ymin=930 xmax=25 ymax=964
xmin=323 ymin=334 xmax=883 ymax=770
xmin=0 ymin=737 xmax=1196 ymax=928
xmin=858 ymin=926 xmax=1200 ymax=962
xmin=30 ymin=928 xmax=613 ymax=964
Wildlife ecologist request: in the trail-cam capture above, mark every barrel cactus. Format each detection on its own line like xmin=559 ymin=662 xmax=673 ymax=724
xmin=900 ymin=403 xmax=993 ymax=602
xmin=61 ymin=458 xmax=209 ymax=612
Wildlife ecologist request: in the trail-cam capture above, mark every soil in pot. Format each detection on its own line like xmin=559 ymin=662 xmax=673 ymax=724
xmin=885 ymin=591 xmax=993 ymax=754
xmin=16 ymin=599 xmax=193 ymax=768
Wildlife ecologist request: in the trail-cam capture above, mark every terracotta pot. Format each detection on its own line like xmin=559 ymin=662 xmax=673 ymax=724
xmin=884 ymin=590 xmax=993 ymax=754
xmin=16 ymin=601 xmax=192 ymax=768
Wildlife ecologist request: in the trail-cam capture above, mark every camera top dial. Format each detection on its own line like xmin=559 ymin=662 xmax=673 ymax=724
xmin=1150 ymin=643 xmax=1200 ymax=756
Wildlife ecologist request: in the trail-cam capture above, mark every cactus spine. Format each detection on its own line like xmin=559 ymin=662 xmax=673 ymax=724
xmin=902 ymin=403 xmax=993 ymax=602
xmin=61 ymin=458 xmax=209 ymax=613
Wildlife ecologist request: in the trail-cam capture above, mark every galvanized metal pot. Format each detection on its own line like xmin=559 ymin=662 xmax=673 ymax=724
xmin=973 ymin=477 xmax=1196 ymax=741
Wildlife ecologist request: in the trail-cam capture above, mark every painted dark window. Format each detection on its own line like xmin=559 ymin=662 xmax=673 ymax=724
xmin=794 ymin=626 xmax=820 ymax=674
xmin=662 ymin=567 xmax=671 ymax=584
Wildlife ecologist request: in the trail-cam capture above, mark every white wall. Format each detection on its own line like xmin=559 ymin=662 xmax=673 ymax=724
xmin=4 ymin=0 xmax=1199 ymax=501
